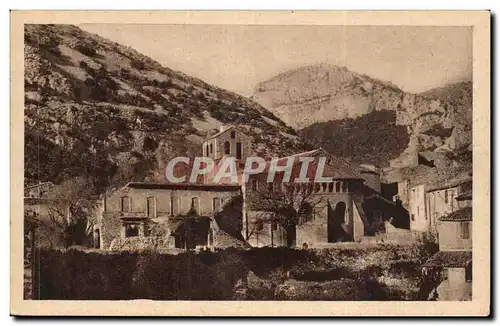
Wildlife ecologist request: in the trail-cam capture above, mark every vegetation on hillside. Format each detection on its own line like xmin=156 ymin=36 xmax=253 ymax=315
xmin=299 ymin=110 xmax=410 ymax=167
xmin=24 ymin=24 xmax=306 ymax=190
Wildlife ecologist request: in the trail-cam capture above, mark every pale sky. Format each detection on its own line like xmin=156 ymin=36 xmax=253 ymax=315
xmin=80 ymin=24 xmax=472 ymax=96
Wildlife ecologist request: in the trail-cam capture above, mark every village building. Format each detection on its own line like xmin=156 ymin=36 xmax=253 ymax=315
xmin=244 ymin=149 xmax=368 ymax=248
xmin=100 ymin=182 xmax=247 ymax=250
xmin=98 ymin=125 xmax=413 ymax=250
xmin=422 ymin=185 xmax=472 ymax=301
xmin=425 ymin=175 xmax=472 ymax=235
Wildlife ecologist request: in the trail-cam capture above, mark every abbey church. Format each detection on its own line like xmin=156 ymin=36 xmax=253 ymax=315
xmin=98 ymin=125 xmax=410 ymax=251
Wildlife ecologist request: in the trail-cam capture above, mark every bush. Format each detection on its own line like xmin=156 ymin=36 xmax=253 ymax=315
xmin=299 ymin=110 xmax=410 ymax=166
xmin=33 ymin=246 xmax=433 ymax=300
xmin=130 ymin=59 xmax=146 ymax=70
xmin=78 ymin=60 xmax=88 ymax=69
xmin=74 ymin=42 xmax=97 ymax=57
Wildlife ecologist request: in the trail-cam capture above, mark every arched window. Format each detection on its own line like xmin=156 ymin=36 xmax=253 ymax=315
xmin=342 ymin=182 xmax=348 ymax=193
xmin=224 ymin=141 xmax=230 ymax=155
xmin=205 ymin=144 xmax=209 ymax=156
xmin=209 ymin=143 xmax=213 ymax=154
xmin=236 ymin=142 xmax=242 ymax=159
xmin=231 ymin=130 xmax=236 ymax=139
xmin=335 ymin=182 xmax=341 ymax=193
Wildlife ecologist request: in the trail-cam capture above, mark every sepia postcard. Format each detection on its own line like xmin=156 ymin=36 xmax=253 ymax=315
xmin=10 ymin=10 xmax=490 ymax=316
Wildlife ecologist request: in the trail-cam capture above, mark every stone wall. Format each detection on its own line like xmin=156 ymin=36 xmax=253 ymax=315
xmin=409 ymin=184 xmax=427 ymax=231
xmin=245 ymin=192 xmax=360 ymax=248
xmin=436 ymin=267 xmax=472 ymax=301
xmin=427 ymin=186 xmax=459 ymax=234
xmin=101 ymin=184 xmax=242 ymax=249
xmin=438 ymin=221 xmax=472 ymax=251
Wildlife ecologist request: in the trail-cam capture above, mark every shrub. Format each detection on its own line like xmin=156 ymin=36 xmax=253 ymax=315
xmin=74 ymin=42 xmax=97 ymax=57
xmin=130 ymin=59 xmax=146 ymax=70
xmin=78 ymin=60 xmax=88 ymax=69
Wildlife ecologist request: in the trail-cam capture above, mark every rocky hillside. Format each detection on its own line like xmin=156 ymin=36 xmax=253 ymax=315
xmin=24 ymin=24 xmax=306 ymax=191
xmin=253 ymin=64 xmax=472 ymax=167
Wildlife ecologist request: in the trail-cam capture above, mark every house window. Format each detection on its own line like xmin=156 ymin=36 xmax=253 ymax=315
xmin=231 ymin=130 xmax=236 ymax=139
xmin=205 ymin=144 xmax=209 ymax=156
xmin=460 ymin=222 xmax=470 ymax=239
xmin=465 ymin=264 xmax=472 ymax=282
xmin=411 ymin=214 xmax=415 ymax=221
xmin=256 ymin=220 xmax=264 ymax=231
xmin=445 ymin=190 xmax=448 ymax=203
xmin=121 ymin=197 xmax=131 ymax=212
xmin=224 ymin=141 xmax=230 ymax=155
xmin=125 ymin=224 xmax=139 ymax=238
xmin=147 ymin=197 xmax=156 ymax=218
xmin=171 ymin=197 xmax=181 ymax=215
xmin=191 ymin=197 xmax=200 ymax=214
xmin=251 ymin=179 xmax=259 ymax=191
xmin=335 ymin=182 xmax=341 ymax=192
xmin=271 ymin=220 xmax=278 ymax=231
xmin=236 ymin=142 xmax=242 ymax=159
xmin=209 ymin=143 xmax=213 ymax=154
xmin=212 ymin=197 xmax=222 ymax=212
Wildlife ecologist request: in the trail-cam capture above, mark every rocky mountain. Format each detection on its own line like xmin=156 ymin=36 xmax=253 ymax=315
xmin=253 ymin=63 xmax=472 ymax=167
xmin=24 ymin=24 xmax=307 ymax=191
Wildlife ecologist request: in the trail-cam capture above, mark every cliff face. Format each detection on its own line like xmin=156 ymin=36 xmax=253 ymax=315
xmin=24 ymin=24 xmax=307 ymax=190
xmin=253 ymin=63 xmax=472 ymax=167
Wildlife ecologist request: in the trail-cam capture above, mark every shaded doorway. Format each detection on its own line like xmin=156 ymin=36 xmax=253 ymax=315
xmin=286 ymin=223 xmax=297 ymax=248
xmin=173 ymin=218 xmax=211 ymax=249
xmin=327 ymin=201 xmax=347 ymax=242
xmin=93 ymin=229 xmax=100 ymax=249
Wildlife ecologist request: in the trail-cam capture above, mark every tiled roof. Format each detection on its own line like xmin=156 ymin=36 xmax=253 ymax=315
xmin=426 ymin=175 xmax=473 ymax=192
xmin=126 ymin=182 xmax=241 ymax=192
xmin=456 ymin=190 xmax=472 ymax=201
xmin=206 ymin=126 xmax=235 ymax=140
xmin=438 ymin=207 xmax=472 ymax=222
xmin=422 ymin=251 xmax=472 ymax=268
xmin=214 ymin=230 xmax=251 ymax=249
xmin=205 ymin=125 xmax=249 ymax=141
xmin=258 ymin=148 xmax=364 ymax=181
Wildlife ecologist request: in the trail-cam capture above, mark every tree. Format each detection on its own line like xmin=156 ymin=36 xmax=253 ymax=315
xmin=247 ymin=181 xmax=326 ymax=247
xmin=45 ymin=177 xmax=99 ymax=248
